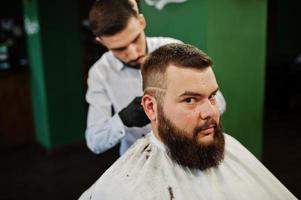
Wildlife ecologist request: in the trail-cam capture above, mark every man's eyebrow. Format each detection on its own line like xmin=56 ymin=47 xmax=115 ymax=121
xmin=179 ymin=88 xmax=219 ymax=98
xmin=179 ymin=91 xmax=202 ymax=98
xmin=111 ymin=32 xmax=141 ymax=51
xmin=211 ymin=88 xmax=219 ymax=96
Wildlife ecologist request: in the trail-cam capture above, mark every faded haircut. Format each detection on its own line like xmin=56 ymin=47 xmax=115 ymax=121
xmin=89 ymin=0 xmax=139 ymax=37
xmin=141 ymin=43 xmax=213 ymax=101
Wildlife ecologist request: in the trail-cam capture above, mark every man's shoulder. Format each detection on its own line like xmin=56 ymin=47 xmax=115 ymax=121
xmin=223 ymin=133 xmax=260 ymax=163
xmin=98 ymin=134 xmax=151 ymax=174
xmin=224 ymin=133 xmax=248 ymax=151
xmin=85 ymin=135 xmax=152 ymax=198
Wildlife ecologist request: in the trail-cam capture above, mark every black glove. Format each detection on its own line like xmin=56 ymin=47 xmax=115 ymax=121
xmin=118 ymin=97 xmax=150 ymax=127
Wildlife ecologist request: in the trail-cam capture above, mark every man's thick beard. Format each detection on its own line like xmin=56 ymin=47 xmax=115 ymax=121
xmin=157 ymin=104 xmax=225 ymax=170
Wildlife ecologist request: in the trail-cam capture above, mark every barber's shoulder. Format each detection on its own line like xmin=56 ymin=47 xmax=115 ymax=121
xmin=89 ymin=51 xmax=118 ymax=72
xmin=148 ymin=36 xmax=182 ymax=44
xmin=147 ymin=36 xmax=183 ymax=52
xmin=165 ymin=37 xmax=183 ymax=44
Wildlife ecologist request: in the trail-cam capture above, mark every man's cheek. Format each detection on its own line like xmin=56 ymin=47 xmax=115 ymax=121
xmin=173 ymin=112 xmax=193 ymax=126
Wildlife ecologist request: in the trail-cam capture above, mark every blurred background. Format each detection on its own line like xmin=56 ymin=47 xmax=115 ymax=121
xmin=0 ymin=0 xmax=300 ymax=199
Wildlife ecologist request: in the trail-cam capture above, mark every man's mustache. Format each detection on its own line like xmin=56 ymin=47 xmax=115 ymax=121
xmin=193 ymin=119 xmax=218 ymax=138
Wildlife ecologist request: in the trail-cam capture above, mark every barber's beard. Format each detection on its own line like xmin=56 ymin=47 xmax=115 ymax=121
xmin=122 ymin=55 xmax=146 ymax=69
xmin=157 ymin=104 xmax=225 ymax=171
xmin=122 ymin=61 xmax=140 ymax=69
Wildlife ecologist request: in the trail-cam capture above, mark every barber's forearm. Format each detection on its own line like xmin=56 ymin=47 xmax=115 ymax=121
xmin=86 ymin=113 xmax=126 ymax=154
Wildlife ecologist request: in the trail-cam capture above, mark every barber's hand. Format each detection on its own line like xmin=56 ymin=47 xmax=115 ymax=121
xmin=118 ymin=97 xmax=150 ymax=127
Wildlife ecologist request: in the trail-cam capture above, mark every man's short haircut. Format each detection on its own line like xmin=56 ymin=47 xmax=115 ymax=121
xmin=89 ymin=0 xmax=139 ymax=37
xmin=141 ymin=43 xmax=213 ymax=101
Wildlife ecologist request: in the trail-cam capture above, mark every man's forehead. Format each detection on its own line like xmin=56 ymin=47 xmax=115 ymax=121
xmin=165 ymin=65 xmax=218 ymax=96
xmin=110 ymin=31 xmax=141 ymax=50
xmin=165 ymin=65 xmax=211 ymax=83
xmin=101 ymin=17 xmax=141 ymax=49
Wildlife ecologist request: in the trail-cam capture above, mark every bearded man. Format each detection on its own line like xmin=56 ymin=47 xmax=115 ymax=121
xmin=79 ymin=43 xmax=296 ymax=200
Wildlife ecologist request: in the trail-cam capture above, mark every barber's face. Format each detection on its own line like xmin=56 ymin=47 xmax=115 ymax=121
xmin=157 ymin=66 xmax=225 ymax=170
xmin=97 ymin=15 xmax=146 ymax=67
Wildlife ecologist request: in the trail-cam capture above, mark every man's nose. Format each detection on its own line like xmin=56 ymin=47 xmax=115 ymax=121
xmin=198 ymin=100 xmax=216 ymax=120
xmin=126 ymin=44 xmax=139 ymax=61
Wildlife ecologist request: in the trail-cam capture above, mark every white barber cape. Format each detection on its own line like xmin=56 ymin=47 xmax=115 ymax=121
xmin=79 ymin=132 xmax=297 ymax=200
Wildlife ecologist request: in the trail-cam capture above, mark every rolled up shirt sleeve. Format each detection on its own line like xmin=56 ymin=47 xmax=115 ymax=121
xmin=85 ymin=66 xmax=126 ymax=154
xmin=86 ymin=112 xmax=126 ymax=154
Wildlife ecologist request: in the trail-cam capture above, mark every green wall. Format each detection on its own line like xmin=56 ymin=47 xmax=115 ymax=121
xmin=23 ymin=0 xmax=85 ymax=149
xmin=207 ymin=1 xmax=266 ymax=158
xmin=142 ymin=1 xmax=208 ymax=49
xmin=141 ymin=0 xmax=267 ymax=158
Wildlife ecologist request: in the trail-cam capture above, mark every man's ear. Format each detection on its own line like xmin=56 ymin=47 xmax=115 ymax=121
xmin=129 ymin=0 xmax=139 ymax=14
xmin=138 ymin=14 xmax=146 ymax=30
xmin=141 ymin=94 xmax=157 ymax=121
xmin=95 ymin=37 xmax=103 ymax=45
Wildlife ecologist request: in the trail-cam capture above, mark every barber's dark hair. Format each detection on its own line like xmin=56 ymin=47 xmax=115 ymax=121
xmin=89 ymin=0 xmax=139 ymax=37
xmin=141 ymin=43 xmax=213 ymax=91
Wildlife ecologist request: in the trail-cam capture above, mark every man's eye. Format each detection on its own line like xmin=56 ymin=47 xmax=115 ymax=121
xmin=184 ymin=98 xmax=195 ymax=104
xmin=209 ymin=94 xmax=217 ymax=103
xmin=133 ymin=33 xmax=141 ymax=43
xmin=113 ymin=48 xmax=125 ymax=52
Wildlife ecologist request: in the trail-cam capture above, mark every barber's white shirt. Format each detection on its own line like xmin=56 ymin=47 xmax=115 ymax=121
xmin=79 ymin=132 xmax=297 ymax=200
xmin=85 ymin=37 xmax=226 ymax=155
